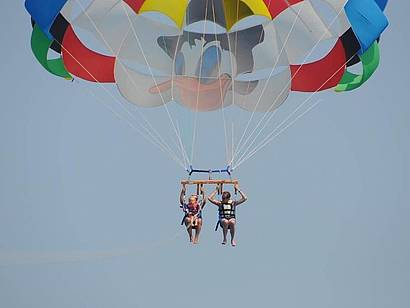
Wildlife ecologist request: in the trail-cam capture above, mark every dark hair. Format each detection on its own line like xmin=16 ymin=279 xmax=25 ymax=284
xmin=222 ymin=191 xmax=231 ymax=200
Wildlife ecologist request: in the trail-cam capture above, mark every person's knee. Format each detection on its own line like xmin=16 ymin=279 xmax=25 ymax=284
xmin=221 ymin=219 xmax=228 ymax=227
xmin=185 ymin=217 xmax=192 ymax=224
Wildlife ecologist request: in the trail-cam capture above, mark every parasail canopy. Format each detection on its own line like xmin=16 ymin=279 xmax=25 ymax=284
xmin=25 ymin=0 xmax=390 ymax=171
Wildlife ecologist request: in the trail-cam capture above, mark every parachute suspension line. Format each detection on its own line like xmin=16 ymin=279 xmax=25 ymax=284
xmin=233 ymin=53 xmax=358 ymax=169
xmin=231 ymin=122 xmax=235 ymax=165
xmin=228 ymin=0 xmax=242 ymax=165
xmin=224 ymin=1 xmax=238 ymax=166
xmin=113 ymin=25 xmax=187 ymax=166
xmin=188 ymin=1 xmax=208 ymax=169
xmin=233 ymin=0 xmax=241 ymax=104
xmin=232 ymin=5 xmax=347 ymax=168
xmin=225 ymin=0 xmax=251 ymax=167
xmin=170 ymin=34 xmax=181 ymax=104
xmin=65 ymin=58 xmax=185 ymax=169
xmin=84 ymin=85 xmax=187 ymax=168
xmin=169 ymin=33 xmax=192 ymax=167
xmin=229 ymin=0 xmax=269 ymax=166
xmin=190 ymin=1 xmax=209 ymax=166
xmin=115 ymin=27 xmax=189 ymax=165
xmin=230 ymin=3 xmax=304 ymax=167
xmin=56 ymin=41 xmax=186 ymax=169
xmin=234 ymin=100 xmax=324 ymax=169
xmin=212 ymin=0 xmax=230 ymax=166
xmin=80 ymin=0 xmax=189 ymax=169
xmin=75 ymin=34 xmax=182 ymax=167
xmin=72 ymin=0 xmax=187 ymax=169
xmin=234 ymin=5 xmax=347 ymax=165
xmin=175 ymin=121 xmax=191 ymax=169
xmin=120 ymin=2 xmax=192 ymax=170
xmin=158 ymin=30 xmax=191 ymax=170
xmin=230 ymin=0 xmax=274 ymax=157
xmin=71 ymin=1 xmax=180 ymax=164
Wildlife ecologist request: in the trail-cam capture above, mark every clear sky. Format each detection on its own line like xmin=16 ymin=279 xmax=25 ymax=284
xmin=0 ymin=2 xmax=409 ymax=308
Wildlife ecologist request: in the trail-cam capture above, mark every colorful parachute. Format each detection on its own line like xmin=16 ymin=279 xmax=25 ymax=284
xmin=26 ymin=0 xmax=389 ymax=113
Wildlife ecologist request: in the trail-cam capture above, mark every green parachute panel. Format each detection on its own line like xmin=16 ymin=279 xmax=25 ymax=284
xmin=31 ymin=24 xmax=72 ymax=80
xmin=335 ymin=41 xmax=380 ymax=92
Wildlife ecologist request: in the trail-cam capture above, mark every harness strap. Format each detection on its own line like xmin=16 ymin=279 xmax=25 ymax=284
xmin=180 ymin=214 xmax=187 ymax=226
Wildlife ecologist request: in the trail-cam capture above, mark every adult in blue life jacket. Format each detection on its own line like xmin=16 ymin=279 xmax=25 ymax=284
xmin=208 ymin=184 xmax=247 ymax=246
xmin=180 ymin=185 xmax=206 ymax=244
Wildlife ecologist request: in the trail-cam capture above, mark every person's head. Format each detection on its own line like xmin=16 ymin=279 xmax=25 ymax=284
xmin=222 ymin=191 xmax=231 ymax=202
xmin=189 ymin=195 xmax=198 ymax=205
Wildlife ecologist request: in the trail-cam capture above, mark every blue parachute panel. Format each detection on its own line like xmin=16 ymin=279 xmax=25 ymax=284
xmin=344 ymin=0 xmax=389 ymax=54
xmin=25 ymin=0 xmax=68 ymax=39
xmin=375 ymin=0 xmax=388 ymax=11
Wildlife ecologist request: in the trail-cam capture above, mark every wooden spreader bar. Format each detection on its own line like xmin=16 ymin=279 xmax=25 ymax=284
xmin=181 ymin=179 xmax=239 ymax=185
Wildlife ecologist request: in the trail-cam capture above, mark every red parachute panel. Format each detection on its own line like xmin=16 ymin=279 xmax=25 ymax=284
xmin=123 ymin=0 xmax=146 ymax=13
xmin=290 ymin=39 xmax=346 ymax=92
xmin=263 ymin=0 xmax=304 ymax=19
xmin=62 ymin=25 xmax=115 ymax=83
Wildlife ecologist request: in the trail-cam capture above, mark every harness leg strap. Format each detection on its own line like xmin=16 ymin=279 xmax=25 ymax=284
xmin=181 ymin=214 xmax=187 ymax=226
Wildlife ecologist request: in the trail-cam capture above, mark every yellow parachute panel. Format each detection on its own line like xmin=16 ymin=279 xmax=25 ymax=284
xmin=139 ymin=0 xmax=189 ymax=28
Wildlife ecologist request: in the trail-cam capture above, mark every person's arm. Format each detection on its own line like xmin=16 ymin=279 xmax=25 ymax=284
xmin=208 ymin=189 xmax=221 ymax=206
xmin=234 ymin=184 xmax=247 ymax=206
xmin=179 ymin=185 xmax=186 ymax=206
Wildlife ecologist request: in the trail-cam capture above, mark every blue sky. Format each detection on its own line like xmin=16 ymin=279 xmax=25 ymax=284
xmin=0 ymin=2 xmax=409 ymax=308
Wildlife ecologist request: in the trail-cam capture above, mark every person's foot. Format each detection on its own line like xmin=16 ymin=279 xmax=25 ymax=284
xmin=231 ymin=240 xmax=237 ymax=247
xmin=193 ymin=238 xmax=199 ymax=244
xmin=222 ymin=239 xmax=227 ymax=245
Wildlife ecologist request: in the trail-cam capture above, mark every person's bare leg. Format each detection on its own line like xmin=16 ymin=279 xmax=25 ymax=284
xmin=221 ymin=219 xmax=229 ymax=245
xmin=184 ymin=217 xmax=193 ymax=242
xmin=193 ymin=219 xmax=202 ymax=244
xmin=229 ymin=219 xmax=236 ymax=246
